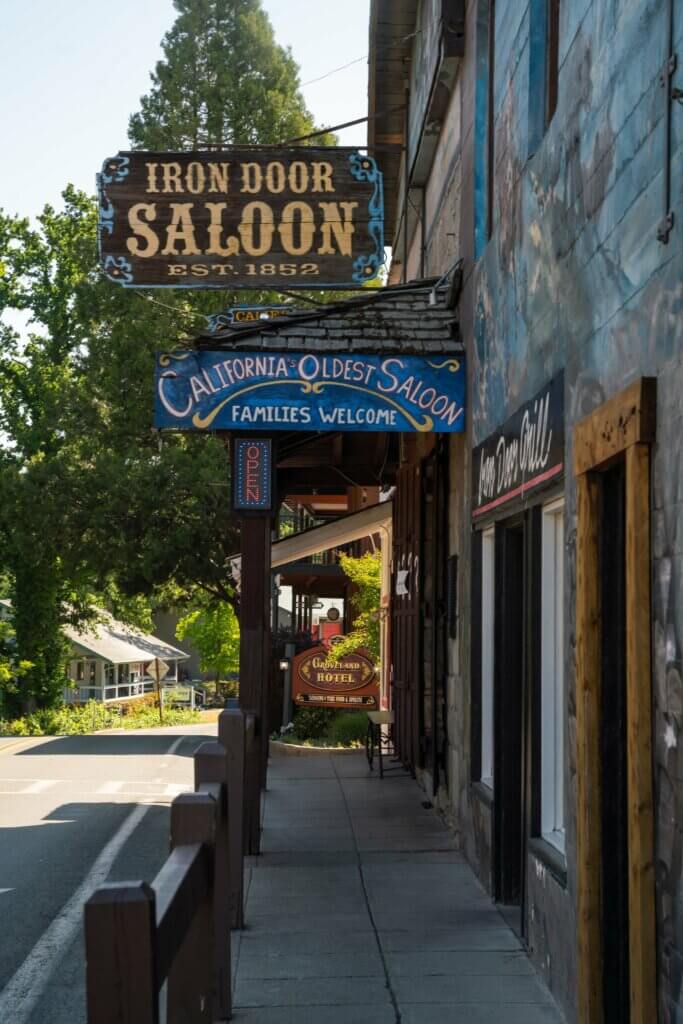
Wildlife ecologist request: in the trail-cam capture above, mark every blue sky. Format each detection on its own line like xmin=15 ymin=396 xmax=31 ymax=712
xmin=0 ymin=0 xmax=371 ymax=221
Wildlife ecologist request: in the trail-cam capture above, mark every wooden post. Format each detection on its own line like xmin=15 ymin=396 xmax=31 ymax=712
xmin=238 ymin=514 xmax=271 ymax=843
xmin=625 ymin=443 xmax=657 ymax=1023
xmin=575 ymin=471 xmax=603 ymax=1024
xmin=194 ymin=743 xmax=232 ymax=1021
xmin=166 ymin=794 xmax=215 ymax=1024
xmin=244 ymin=711 xmax=261 ymax=853
xmin=85 ymin=882 xmax=158 ymax=1024
xmin=218 ymin=708 xmax=246 ymax=928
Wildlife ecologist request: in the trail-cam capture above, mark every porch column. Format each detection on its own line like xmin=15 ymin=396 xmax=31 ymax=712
xmin=238 ymin=513 xmax=271 ymax=855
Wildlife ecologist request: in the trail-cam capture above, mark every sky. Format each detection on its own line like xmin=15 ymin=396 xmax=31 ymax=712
xmin=0 ymin=0 xmax=371 ymax=222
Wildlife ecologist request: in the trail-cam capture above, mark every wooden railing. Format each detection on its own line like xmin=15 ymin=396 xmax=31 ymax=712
xmin=84 ymin=707 xmax=259 ymax=1023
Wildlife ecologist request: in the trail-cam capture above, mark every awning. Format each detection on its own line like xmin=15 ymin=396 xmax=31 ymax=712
xmin=229 ymin=500 xmax=392 ymax=581
xmin=273 ymin=501 xmax=392 ymax=567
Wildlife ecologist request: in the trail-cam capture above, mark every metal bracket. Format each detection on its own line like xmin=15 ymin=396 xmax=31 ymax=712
xmin=658 ymin=52 xmax=678 ymax=244
xmin=657 ymin=211 xmax=675 ymax=244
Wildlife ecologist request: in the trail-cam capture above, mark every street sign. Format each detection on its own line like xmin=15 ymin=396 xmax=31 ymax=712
xmin=97 ymin=148 xmax=384 ymax=289
xmin=155 ymin=351 xmax=466 ymax=433
xmin=151 ymin=658 xmax=170 ymax=680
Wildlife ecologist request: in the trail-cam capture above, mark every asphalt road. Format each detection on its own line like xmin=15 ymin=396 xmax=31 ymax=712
xmin=0 ymin=723 xmax=218 ymax=1024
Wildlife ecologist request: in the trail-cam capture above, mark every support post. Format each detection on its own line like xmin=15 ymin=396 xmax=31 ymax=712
xmin=218 ymin=708 xmax=246 ymax=927
xmin=194 ymin=743 xmax=232 ymax=1021
xmin=85 ymin=882 xmax=158 ymax=1024
xmin=238 ymin=513 xmax=271 ymax=836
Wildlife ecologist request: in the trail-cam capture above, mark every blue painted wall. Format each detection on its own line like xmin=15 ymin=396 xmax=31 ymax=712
xmin=457 ymin=0 xmax=682 ymax=1018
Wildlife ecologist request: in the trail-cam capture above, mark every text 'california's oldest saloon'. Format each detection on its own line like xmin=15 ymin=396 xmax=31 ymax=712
xmin=97 ymin=149 xmax=384 ymax=289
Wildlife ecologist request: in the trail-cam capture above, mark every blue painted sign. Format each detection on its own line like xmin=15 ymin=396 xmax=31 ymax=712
xmin=232 ymin=438 xmax=273 ymax=512
xmin=155 ymin=351 xmax=466 ymax=433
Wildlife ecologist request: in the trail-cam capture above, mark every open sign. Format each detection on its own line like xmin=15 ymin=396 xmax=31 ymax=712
xmin=232 ymin=438 xmax=273 ymax=513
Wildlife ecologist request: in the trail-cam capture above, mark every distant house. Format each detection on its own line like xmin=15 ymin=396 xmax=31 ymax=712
xmin=63 ymin=611 xmax=189 ymax=704
xmin=0 ymin=600 xmax=189 ymax=704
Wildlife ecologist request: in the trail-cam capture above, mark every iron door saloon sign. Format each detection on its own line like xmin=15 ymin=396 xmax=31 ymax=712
xmin=293 ymin=646 xmax=379 ymax=709
xmin=97 ymin=148 xmax=384 ymax=289
xmin=155 ymin=352 xmax=465 ymax=433
xmin=472 ymin=372 xmax=564 ymax=518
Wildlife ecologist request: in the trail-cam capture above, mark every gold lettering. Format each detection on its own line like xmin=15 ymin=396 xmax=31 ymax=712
xmin=191 ymin=264 xmax=209 ymax=276
xmin=266 ymin=162 xmax=286 ymax=193
xmin=208 ymin=162 xmax=230 ymax=193
xmin=126 ymin=203 xmax=159 ymax=257
xmin=238 ymin=201 xmax=274 ymax=256
xmin=241 ymin=163 xmax=262 ymax=194
xmin=161 ymin=203 xmax=200 ymax=256
xmin=317 ymin=201 xmax=358 ymax=256
xmin=145 ymin=163 xmax=159 ymax=193
xmin=186 ymin=161 xmax=206 ymax=194
xmin=161 ymin=162 xmax=184 ymax=193
xmin=289 ymin=161 xmax=309 ymax=194
xmin=167 ymin=265 xmax=187 ymax=276
xmin=278 ymin=201 xmax=315 ymax=256
xmin=311 ymin=162 xmax=335 ymax=193
xmin=205 ymin=203 xmax=240 ymax=256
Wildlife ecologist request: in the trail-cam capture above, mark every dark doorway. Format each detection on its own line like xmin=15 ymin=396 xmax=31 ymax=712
xmin=419 ymin=443 xmax=449 ymax=790
xmin=599 ymin=460 xmax=630 ymax=1023
xmin=493 ymin=520 xmax=527 ymax=915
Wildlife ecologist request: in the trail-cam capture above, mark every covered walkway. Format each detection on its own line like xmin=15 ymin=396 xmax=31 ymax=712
xmin=232 ymin=752 xmax=565 ymax=1023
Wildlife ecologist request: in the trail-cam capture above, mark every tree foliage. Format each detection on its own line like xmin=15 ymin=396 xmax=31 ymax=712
xmin=176 ymin=599 xmax=240 ymax=679
xmin=129 ymin=0 xmax=331 ymax=149
xmin=326 ymin=552 xmax=382 ymax=664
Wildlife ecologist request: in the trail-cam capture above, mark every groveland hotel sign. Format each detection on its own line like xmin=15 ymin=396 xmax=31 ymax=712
xmin=154 ymin=351 xmax=466 ymax=433
xmin=97 ymin=148 xmax=384 ymax=289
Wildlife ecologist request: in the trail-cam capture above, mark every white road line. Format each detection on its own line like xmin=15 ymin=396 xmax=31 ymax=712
xmin=0 ymin=889 xmax=14 ymax=896
xmin=0 ymin=733 xmax=187 ymax=1023
xmin=23 ymin=780 xmax=56 ymax=795
xmin=97 ymin=780 xmax=124 ymax=795
xmin=164 ymin=783 xmax=186 ymax=797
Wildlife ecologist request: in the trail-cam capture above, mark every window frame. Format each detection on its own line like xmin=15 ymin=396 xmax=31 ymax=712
xmin=540 ymin=496 xmax=566 ymax=853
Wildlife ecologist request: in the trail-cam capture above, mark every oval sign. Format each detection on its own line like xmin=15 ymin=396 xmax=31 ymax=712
xmin=297 ymin=649 xmax=376 ymax=693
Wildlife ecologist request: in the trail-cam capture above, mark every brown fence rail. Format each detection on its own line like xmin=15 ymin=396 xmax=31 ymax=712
xmin=84 ymin=708 xmax=257 ymax=1023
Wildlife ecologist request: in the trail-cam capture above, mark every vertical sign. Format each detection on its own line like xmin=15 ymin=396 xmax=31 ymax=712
xmin=232 ymin=438 xmax=273 ymax=513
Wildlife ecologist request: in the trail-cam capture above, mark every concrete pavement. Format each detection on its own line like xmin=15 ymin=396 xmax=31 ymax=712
xmin=233 ymin=751 xmax=565 ymax=1023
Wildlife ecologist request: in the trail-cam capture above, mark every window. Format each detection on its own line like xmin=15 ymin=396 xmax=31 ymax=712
xmin=89 ymin=661 xmax=97 ymax=684
xmin=528 ymin=0 xmax=561 ymax=154
xmin=76 ymin=661 xmax=84 ymax=682
xmin=540 ymin=498 xmax=565 ymax=850
xmin=474 ymin=0 xmax=495 ymax=256
xmin=481 ymin=526 xmax=495 ymax=787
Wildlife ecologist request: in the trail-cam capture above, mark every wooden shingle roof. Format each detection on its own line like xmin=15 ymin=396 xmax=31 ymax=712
xmin=192 ymin=279 xmax=461 ymax=355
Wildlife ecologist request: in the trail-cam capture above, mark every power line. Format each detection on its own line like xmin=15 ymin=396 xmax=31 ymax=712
xmin=301 ymin=55 xmax=367 ymax=87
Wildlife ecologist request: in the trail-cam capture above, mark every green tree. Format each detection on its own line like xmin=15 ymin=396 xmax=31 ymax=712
xmin=176 ymin=600 xmax=240 ymax=680
xmin=129 ymin=0 xmax=330 ymax=149
xmin=0 ymin=0 xmax=332 ymax=712
xmin=326 ymin=552 xmax=382 ymax=664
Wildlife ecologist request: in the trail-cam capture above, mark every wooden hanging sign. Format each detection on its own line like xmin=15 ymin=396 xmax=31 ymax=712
xmin=97 ymin=148 xmax=384 ymax=290
xmin=292 ymin=645 xmax=379 ymax=710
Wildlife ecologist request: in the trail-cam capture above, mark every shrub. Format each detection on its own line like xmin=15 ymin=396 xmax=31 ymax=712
xmin=327 ymin=712 xmax=368 ymax=747
xmin=292 ymin=706 xmax=337 ymax=742
xmin=0 ymin=699 xmax=200 ymax=736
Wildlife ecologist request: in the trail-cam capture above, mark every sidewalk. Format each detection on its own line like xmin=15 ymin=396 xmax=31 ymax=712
xmin=231 ymin=751 xmax=565 ymax=1023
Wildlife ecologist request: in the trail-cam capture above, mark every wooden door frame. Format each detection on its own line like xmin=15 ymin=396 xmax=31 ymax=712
xmin=574 ymin=378 xmax=657 ymax=1024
